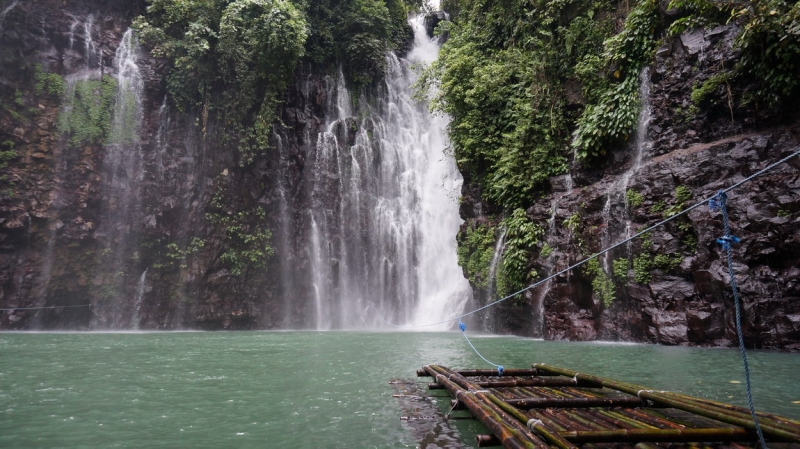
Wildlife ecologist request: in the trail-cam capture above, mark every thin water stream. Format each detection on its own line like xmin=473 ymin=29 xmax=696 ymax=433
xmin=1 ymin=332 xmax=798 ymax=448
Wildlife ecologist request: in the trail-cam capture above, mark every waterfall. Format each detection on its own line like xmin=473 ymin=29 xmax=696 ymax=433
xmin=283 ymin=13 xmax=471 ymax=330
xmin=0 ymin=1 xmax=18 ymax=33
xmin=485 ymin=229 xmax=507 ymax=306
xmin=92 ymin=29 xmax=145 ymax=328
xmin=480 ymin=229 xmax=506 ymax=330
xmin=132 ymin=269 xmax=148 ymax=329
xmin=154 ymin=96 xmax=169 ymax=180
xmin=600 ymin=68 xmax=652 ymax=278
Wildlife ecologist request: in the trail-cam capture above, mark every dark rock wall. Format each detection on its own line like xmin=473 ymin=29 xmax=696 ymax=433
xmin=0 ymin=0 xmax=313 ymax=330
xmin=464 ymin=23 xmax=800 ymax=350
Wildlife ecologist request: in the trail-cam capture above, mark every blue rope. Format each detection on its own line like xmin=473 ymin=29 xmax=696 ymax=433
xmin=368 ymin=148 xmax=800 ymax=329
xmin=458 ymin=321 xmax=504 ymax=376
xmin=709 ymin=191 xmax=768 ymax=449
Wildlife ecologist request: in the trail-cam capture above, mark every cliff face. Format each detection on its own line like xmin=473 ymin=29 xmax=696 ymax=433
xmin=463 ymin=23 xmax=800 ymax=350
xmin=0 ymin=0 xmax=294 ymax=329
xmin=0 ymin=0 xmax=466 ymax=331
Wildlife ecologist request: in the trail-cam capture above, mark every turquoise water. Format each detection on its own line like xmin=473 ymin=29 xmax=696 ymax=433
xmin=1 ymin=331 xmax=799 ymax=448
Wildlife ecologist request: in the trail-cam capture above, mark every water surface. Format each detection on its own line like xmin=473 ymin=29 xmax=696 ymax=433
xmin=1 ymin=332 xmax=798 ymax=448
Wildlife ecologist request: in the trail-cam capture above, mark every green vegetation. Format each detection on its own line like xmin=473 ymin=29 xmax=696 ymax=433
xmin=653 ymin=253 xmax=682 ymax=271
xmin=166 ymin=237 xmax=206 ymax=270
xmin=302 ymin=0 xmax=417 ymax=85
xmin=456 ymin=221 xmax=498 ymax=289
xmin=134 ymin=0 xmax=308 ymax=164
xmin=572 ymin=0 xmax=661 ymax=161
xmin=207 ymin=181 xmax=274 ymax=277
xmin=34 ymin=65 xmax=65 ymax=98
xmin=420 ymin=0 xmax=620 ymax=210
xmin=497 ymin=209 xmax=544 ymax=297
xmin=134 ymin=0 xmax=418 ymax=165
xmin=57 ymin=76 xmax=117 ymax=147
xmin=563 ymin=212 xmax=581 ymax=233
xmin=633 ymin=252 xmax=651 ymax=283
xmin=0 ymin=140 xmax=15 ymax=171
xmin=584 ymin=257 xmax=615 ymax=306
xmin=669 ymin=0 xmax=800 ymax=108
xmin=613 ymin=257 xmax=629 ymax=280
xmin=540 ymin=242 xmax=554 ymax=258
xmin=626 ymin=188 xmax=644 ymax=208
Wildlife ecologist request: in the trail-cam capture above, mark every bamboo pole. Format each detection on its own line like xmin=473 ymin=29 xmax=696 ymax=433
xmin=559 ymin=427 xmax=756 ymax=443
xmin=424 ymin=365 xmax=546 ymax=449
xmin=670 ymin=393 xmax=800 ymax=429
xmin=532 ymin=363 xmax=800 ymax=442
xmin=503 ymin=397 xmax=647 ymax=409
xmin=469 ymin=378 xmax=594 ymax=388
xmin=543 ymin=409 xmax=599 ymax=432
xmin=657 ymin=391 xmax=800 ymax=434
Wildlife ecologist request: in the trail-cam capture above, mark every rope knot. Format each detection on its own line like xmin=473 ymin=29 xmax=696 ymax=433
xmin=708 ymin=190 xmax=727 ymax=211
xmin=717 ymin=234 xmax=741 ymax=250
xmin=527 ymin=419 xmax=543 ymax=431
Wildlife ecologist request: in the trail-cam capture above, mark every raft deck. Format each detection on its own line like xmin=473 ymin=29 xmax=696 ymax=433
xmin=417 ymin=364 xmax=800 ymax=449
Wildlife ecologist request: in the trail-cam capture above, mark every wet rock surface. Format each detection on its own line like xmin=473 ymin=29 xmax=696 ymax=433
xmin=462 ymin=24 xmax=800 ymax=350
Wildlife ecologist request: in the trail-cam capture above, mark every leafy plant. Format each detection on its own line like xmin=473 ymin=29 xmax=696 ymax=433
xmin=499 ymin=208 xmax=544 ymax=296
xmin=735 ymin=0 xmax=800 ymax=106
xmin=584 ymin=257 xmax=615 ymax=306
xmin=540 ymin=242 xmax=554 ymax=258
xmin=653 ymin=253 xmax=682 ymax=271
xmin=626 ymin=188 xmax=645 ymax=208
xmin=165 ymin=237 xmax=206 ymax=269
xmin=572 ymin=0 xmax=661 ymax=161
xmin=563 ymin=212 xmax=582 ymax=233
xmin=418 ymin=0 xmax=619 ymax=210
xmin=34 ymin=65 xmax=65 ymax=98
xmin=456 ymin=221 xmax=499 ymax=289
xmin=668 ymin=0 xmax=800 ymax=109
xmin=0 ymin=140 xmax=15 ymax=171
xmin=633 ymin=252 xmax=652 ymax=283
xmin=613 ymin=257 xmax=629 ymax=280
xmin=206 ymin=178 xmax=274 ymax=277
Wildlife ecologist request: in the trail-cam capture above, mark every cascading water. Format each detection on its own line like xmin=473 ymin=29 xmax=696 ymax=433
xmin=32 ymin=14 xmax=102 ymax=321
xmin=480 ymin=229 xmax=506 ymax=331
xmin=280 ymin=13 xmax=471 ymax=330
xmin=601 ymin=68 xmax=652 ymax=275
xmin=0 ymin=1 xmax=19 ymax=33
xmin=154 ymin=96 xmax=169 ymax=180
xmin=132 ymin=269 xmax=148 ymax=329
xmin=92 ymin=29 xmax=145 ymax=328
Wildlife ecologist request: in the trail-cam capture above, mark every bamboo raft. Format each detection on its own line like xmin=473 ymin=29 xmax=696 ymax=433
xmin=416 ymin=364 xmax=800 ymax=449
